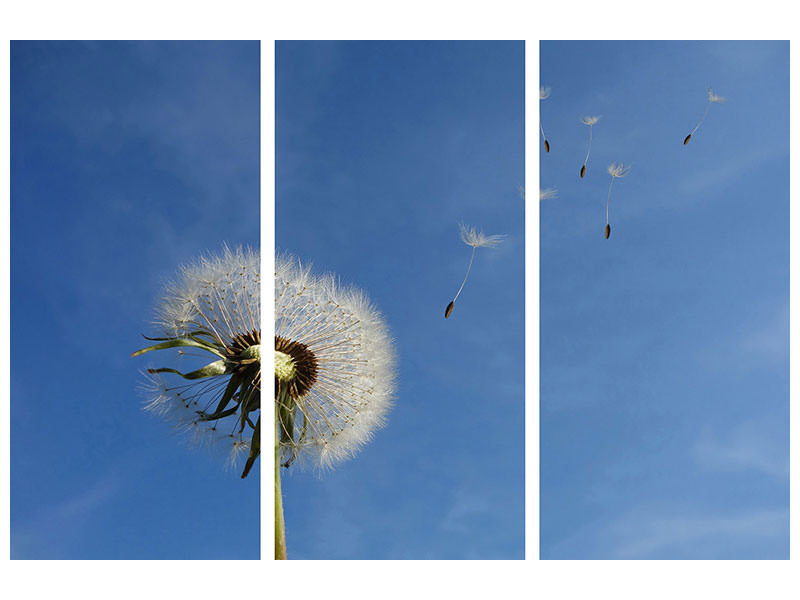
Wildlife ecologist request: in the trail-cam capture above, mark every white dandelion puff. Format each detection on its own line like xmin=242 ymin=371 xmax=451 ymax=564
xmin=684 ymin=87 xmax=726 ymax=145
xmin=580 ymin=116 xmax=601 ymax=178
xmin=607 ymin=163 xmax=632 ymax=179
xmin=133 ymin=245 xmax=261 ymax=479
xmin=459 ymin=223 xmax=506 ymax=248
xmin=274 ymin=253 xmax=396 ymax=471
xmin=707 ymin=88 xmax=726 ymax=104
xmin=539 ymin=187 xmax=559 ymax=201
xmin=540 ymin=85 xmax=551 ymax=153
xmin=445 ymin=224 xmax=505 ymax=318
xmin=604 ymin=163 xmax=631 ymax=239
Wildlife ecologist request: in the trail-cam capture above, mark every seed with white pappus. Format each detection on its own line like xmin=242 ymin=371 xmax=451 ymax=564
xmin=580 ymin=115 xmax=600 ymax=178
xmin=540 ymin=86 xmax=551 ymax=154
xmin=684 ymin=88 xmax=725 ymax=146
xmin=604 ymin=163 xmax=631 ymax=241
xmin=445 ymin=224 xmax=505 ymax=320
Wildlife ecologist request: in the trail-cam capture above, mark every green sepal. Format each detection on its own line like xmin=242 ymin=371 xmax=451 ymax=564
xmin=147 ymin=358 xmax=228 ymax=380
xmin=195 ymin=405 xmax=239 ymax=422
xmin=237 ymin=375 xmax=260 ymax=433
xmin=131 ymin=337 xmax=226 ymax=359
xmin=241 ymin=416 xmax=260 ymax=479
xmin=199 ymin=374 xmax=242 ymax=421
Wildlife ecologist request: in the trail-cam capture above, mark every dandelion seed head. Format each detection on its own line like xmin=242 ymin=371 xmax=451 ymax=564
xmin=540 ymin=86 xmax=551 ymax=100
xmin=275 ymin=253 xmax=396 ymax=470
xmin=459 ymin=223 xmax=506 ymax=248
xmin=581 ymin=115 xmax=600 ymax=126
xmin=137 ymin=245 xmax=261 ymax=476
xmin=707 ymin=88 xmax=726 ymax=103
xmin=607 ymin=162 xmax=632 ymax=178
xmin=539 ymin=188 xmax=559 ymax=201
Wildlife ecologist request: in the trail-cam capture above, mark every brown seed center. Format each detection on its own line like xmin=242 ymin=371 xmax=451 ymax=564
xmin=275 ymin=336 xmax=318 ymax=398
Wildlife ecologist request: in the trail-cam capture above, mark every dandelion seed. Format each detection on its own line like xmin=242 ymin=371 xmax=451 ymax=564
xmin=684 ymin=87 xmax=726 ymax=145
xmin=605 ymin=163 xmax=631 ymax=239
xmin=540 ymin=86 xmax=551 ymax=153
xmin=132 ymin=245 xmax=261 ymax=479
xmin=580 ymin=116 xmax=601 ymax=178
xmin=446 ymin=224 xmax=505 ymax=318
xmin=539 ymin=187 xmax=559 ymax=201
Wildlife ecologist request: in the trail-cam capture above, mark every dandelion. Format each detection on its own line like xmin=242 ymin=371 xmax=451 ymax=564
xmin=132 ymin=245 xmax=261 ymax=479
xmin=539 ymin=187 xmax=559 ymax=201
xmin=445 ymin=224 xmax=505 ymax=318
xmin=684 ymin=88 xmax=726 ymax=145
xmin=605 ymin=163 xmax=632 ymax=239
xmin=275 ymin=253 xmax=395 ymax=558
xmin=540 ymin=86 xmax=551 ymax=153
xmin=580 ymin=116 xmax=601 ymax=178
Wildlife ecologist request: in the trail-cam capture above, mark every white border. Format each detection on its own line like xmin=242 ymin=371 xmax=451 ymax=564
xmin=1 ymin=2 xmax=797 ymax=599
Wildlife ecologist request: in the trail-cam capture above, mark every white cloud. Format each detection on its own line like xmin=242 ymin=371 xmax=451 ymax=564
xmin=691 ymin=421 xmax=788 ymax=480
xmin=546 ymin=506 xmax=788 ymax=559
xmin=609 ymin=508 xmax=788 ymax=559
xmin=11 ymin=474 xmax=122 ymax=558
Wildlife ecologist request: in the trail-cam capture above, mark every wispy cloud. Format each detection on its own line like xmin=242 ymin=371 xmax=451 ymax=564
xmin=440 ymin=484 xmax=491 ymax=534
xmin=12 ymin=474 xmax=122 ymax=559
xmin=693 ymin=302 xmax=788 ymax=372
xmin=609 ymin=508 xmax=788 ymax=559
xmin=546 ymin=506 xmax=789 ymax=559
xmin=677 ymin=145 xmax=786 ymax=198
xmin=691 ymin=421 xmax=788 ymax=480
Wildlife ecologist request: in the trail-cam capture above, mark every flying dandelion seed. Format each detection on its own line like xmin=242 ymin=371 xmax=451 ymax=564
xmin=446 ymin=224 xmax=505 ymax=318
xmin=539 ymin=187 xmax=559 ymax=201
xmin=540 ymin=86 xmax=551 ymax=153
xmin=132 ymin=245 xmax=261 ymax=479
xmin=274 ymin=253 xmax=395 ymax=558
xmin=605 ymin=163 xmax=632 ymax=239
xmin=684 ymin=88 xmax=726 ymax=145
xmin=580 ymin=116 xmax=601 ymax=178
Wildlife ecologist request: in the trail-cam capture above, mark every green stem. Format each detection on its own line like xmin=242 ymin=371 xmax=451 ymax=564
xmin=275 ymin=401 xmax=287 ymax=560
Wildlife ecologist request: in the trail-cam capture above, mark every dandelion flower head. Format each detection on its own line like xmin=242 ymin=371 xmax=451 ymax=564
xmin=607 ymin=162 xmax=632 ymax=178
xmin=275 ymin=254 xmax=395 ymax=469
xmin=459 ymin=223 xmax=506 ymax=248
xmin=135 ymin=245 xmax=261 ymax=477
xmin=581 ymin=115 xmax=600 ymax=126
xmin=540 ymin=86 xmax=551 ymax=100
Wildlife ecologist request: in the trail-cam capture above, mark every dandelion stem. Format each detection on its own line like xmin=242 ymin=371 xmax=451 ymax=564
xmin=452 ymin=245 xmax=477 ymax=305
xmin=606 ymin=176 xmax=615 ymax=225
xmin=275 ymin=400 xmax=287 ymax=560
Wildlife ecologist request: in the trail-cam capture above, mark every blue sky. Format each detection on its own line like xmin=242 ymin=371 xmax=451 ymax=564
xmin=10 ymin=41 xmax=260 ymax=559
xmin=539 ymin=41 xmax=789 ymax=559
xmin=276 ymin=41 xmax=525 ymax=559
